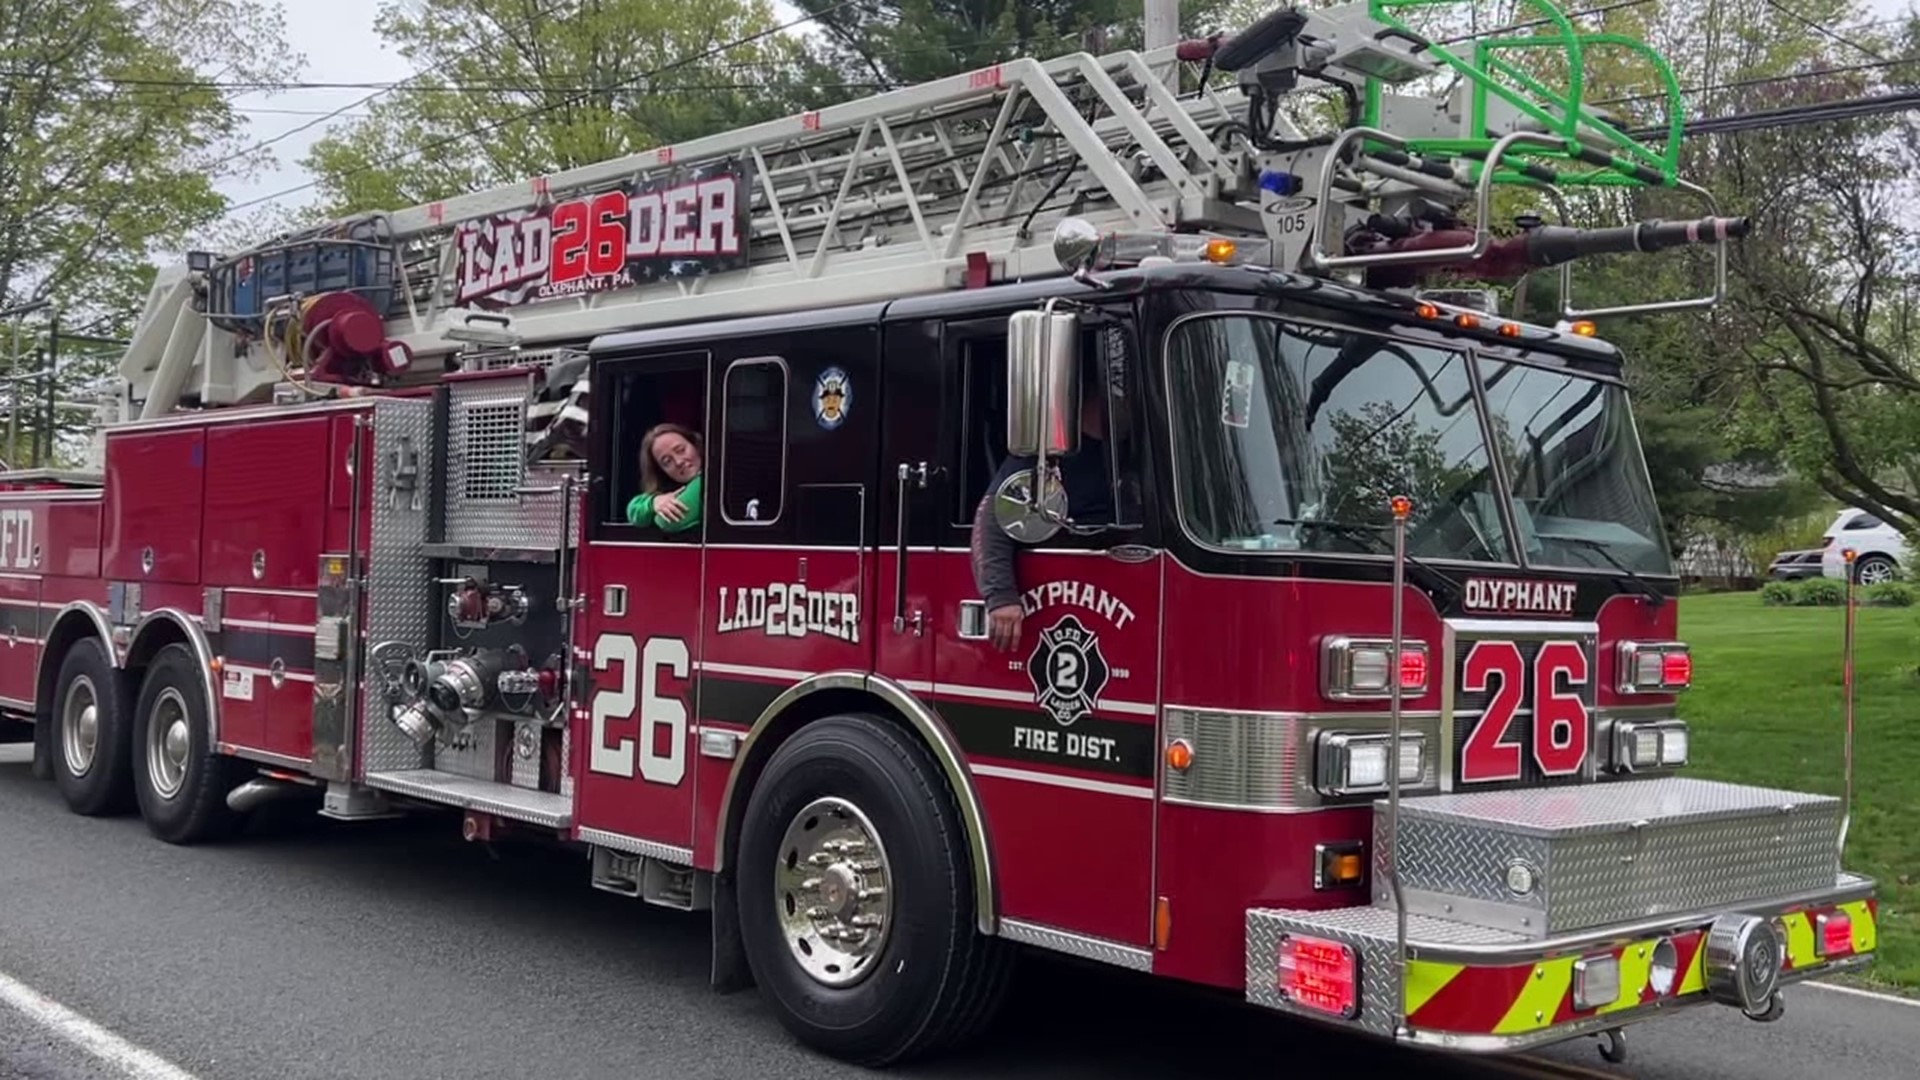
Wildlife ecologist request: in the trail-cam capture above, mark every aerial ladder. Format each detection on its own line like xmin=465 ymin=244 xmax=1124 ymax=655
xmin=112 ymin=0 xmax=1744 ymax=438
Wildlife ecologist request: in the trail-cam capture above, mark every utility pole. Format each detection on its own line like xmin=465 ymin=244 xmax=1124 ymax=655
xmin=1144 ymin=0 xmax=1178 ymax=50
xmin=1146 ymin=0 xmax=1179 ymax=91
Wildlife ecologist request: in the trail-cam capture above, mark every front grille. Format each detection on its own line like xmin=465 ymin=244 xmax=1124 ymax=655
xmin=1446 ymin=622 xmax=1599 ymax=792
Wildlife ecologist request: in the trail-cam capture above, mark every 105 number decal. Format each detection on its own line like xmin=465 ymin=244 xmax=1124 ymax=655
xmin=1459 ymin=639 xmax=1590 ymax=784
xmin=588 ymin=632 xmax=690 ymax=785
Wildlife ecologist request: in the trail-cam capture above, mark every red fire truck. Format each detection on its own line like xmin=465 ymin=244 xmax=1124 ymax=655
xmin=0 ymin=1 xmax=1876 ymax=1068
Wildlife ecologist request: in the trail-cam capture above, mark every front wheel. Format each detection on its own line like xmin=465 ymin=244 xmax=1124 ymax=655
xmin=131 ymin=644 xmax=240 ymax=844
xmin=736 ymin=713 xmax=1011 ymax=1066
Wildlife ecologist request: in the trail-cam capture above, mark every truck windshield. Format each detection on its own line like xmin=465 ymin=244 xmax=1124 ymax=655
xmin=1166 ymin=312 xmax=1673 ymax=575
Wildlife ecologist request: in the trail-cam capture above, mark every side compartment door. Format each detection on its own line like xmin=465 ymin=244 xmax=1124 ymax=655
xmin=693 ymin=323 xmax=880 ymax=866
xmin=931 ymin=314 xmax=1164 ymax=949
xmin=0 ymin=502 xmax=40 ymax=708
xmin=573 ymin=351 xmax=710 ymax=857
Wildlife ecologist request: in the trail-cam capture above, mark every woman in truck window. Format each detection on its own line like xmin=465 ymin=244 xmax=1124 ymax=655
xmin=627 ymin=422 xmax=704 ymax=532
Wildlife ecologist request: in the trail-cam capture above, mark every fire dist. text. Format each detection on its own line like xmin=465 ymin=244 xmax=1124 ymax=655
xmin=1013 ymin=725 xmax=1119 ymax=764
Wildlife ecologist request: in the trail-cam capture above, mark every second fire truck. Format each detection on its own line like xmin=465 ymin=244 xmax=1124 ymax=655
xmin=0 ymin=1 xmax=1876 ymax=1068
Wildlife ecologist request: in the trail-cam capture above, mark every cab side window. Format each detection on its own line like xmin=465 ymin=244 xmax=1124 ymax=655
xmin=946 ymin=317 xmax=1144 ymax=536
xmin=720 ymin=357 xmax=788 ymax=526
xmin=591 ymin=352 xmax=708 ymax=540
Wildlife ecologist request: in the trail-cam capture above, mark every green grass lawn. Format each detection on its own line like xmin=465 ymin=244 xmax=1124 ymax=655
xmin=1677 ymin=591 xmax=1918 ymax=992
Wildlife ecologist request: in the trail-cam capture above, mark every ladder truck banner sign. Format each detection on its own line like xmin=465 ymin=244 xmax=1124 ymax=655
xmin=453 ymin=158 xmax=753 ymax=307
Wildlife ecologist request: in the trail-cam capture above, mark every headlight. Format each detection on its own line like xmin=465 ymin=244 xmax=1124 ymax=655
xmin=1609 ymin=718 xmax=1689 ymax=772
xmin=1316 ymin=731 xmax=1427 ymax=795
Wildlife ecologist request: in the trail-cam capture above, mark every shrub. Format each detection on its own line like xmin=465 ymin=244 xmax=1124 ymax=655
xmin=1864 ymin=582 xmax=1916 ymax=607
xmin=1759 ymin=580 xmax=1799 ymax=606
xmin=1796 ymin=578 xmax=1847 ymax=606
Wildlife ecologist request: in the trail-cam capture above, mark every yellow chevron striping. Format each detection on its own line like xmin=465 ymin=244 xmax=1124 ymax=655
xmin=1494 ymin=957 xmax=1575 ymax=1034
xmin=1842 ymin=900 xmax=1879 ymax=953
xmin=1598 ymin=941 xmax=1653 ymax=1014
xmin=1679 ymin=934 xmax=1707 ymax=994
xmin=1782 ymin=912 xmax=1819 ymax=969
xmin=1403 ymin=960 xmax=1464 ymax=1016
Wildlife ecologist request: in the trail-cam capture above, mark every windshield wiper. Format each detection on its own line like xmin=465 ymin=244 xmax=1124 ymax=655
xmin=1279 ymin=518 xmax=1465 ymax=607
xmin=1538 ymin=533 xmax=1667 ymax=608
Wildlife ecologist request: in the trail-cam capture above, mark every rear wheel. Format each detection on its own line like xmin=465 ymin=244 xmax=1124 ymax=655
xmin=1854 ymin=554 xmax=1898 ymax=585
xmin=132 ymin=644 xmax=240 ymax=844
xmin=736 ymin=713 xmax=1011 ymax=1066
xmin=49 ymin=639 xmax=132 ymax=815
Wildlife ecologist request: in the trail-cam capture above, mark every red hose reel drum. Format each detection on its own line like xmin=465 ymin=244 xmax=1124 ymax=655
xmin=286 ymin=291 xmax=414 ymax=386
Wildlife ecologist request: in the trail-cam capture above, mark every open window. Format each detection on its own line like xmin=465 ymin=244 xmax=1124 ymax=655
xmin=946 ymin=313 xmax=1143 ymax=535
xmin=590 ymin=350 xmax=709 ymax=539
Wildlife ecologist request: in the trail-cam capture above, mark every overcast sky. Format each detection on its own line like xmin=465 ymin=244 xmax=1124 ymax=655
xmin=219 ymin=0 xmax=1916 ymax=227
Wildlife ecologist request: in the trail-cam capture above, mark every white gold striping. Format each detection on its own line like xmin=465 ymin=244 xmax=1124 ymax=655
xmin=899 ymin=677 xmax=1156 ymax=717
xmin=970 ymin=762 xmax=1153 ymax=799
xmin=694 ymin=660 xmax=812 ymax=681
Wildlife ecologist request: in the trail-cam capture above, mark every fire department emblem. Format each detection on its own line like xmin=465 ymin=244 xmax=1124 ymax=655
xmin=1028 ymin=614 xmax=1109 ymax=726
xmin=813 ymin=367 xmax=851 ymax=430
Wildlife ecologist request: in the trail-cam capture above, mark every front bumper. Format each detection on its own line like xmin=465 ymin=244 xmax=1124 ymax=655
xmin=1245 ymin=775 xmax=1875 ymax=1052
xmin=1245 ymin=874 xmax=1877 ymax=1052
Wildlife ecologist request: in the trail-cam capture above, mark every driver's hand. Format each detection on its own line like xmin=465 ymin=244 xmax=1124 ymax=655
xmin=987 ymin=605 xmax=1023 ymax=652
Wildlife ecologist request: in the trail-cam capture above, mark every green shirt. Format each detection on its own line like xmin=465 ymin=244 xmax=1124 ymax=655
xmin=626 ymin=474 xmax=702 ymax=532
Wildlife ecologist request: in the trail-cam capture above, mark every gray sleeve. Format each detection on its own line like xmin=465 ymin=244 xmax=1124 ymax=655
xmin=970 ymin=492 xmax=1021 ymax=610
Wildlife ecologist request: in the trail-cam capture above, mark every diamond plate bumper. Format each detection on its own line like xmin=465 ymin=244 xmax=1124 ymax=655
xmin=1374 ymin=777 xmax=1844 ymax=938
xmin=1246 ymin=873 xmax=1877 ymax=1052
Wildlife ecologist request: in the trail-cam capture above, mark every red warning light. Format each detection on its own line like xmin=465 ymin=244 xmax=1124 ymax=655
xmin=1278 ymin=935 xmax=1359 ymax=1018
xmin=1389 ymin=495 xmax=1413 ymax=520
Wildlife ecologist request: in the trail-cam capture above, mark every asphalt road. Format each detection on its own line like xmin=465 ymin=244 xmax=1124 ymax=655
xmin=2 ymin=744 xmax=1917 ymax=1080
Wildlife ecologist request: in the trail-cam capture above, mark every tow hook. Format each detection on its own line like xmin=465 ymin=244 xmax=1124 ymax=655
xmin=1597 ymin=1027 xmax=1627 ymax=1064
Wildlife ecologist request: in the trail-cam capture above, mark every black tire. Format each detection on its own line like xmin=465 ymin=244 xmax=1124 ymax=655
xmin=49 ymin=638 xmax=134 ymax=815
xmin=737 ymin=713 xmax=1012 ymax=1067
xmin=1853 ymin=554 xmax=1899 ymax=585
xmin=131 ymin=643 xmax=240 ymax=844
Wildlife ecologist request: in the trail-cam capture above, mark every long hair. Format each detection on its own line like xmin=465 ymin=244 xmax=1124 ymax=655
xmin=638 ymin=422 xmax=704 ymax=494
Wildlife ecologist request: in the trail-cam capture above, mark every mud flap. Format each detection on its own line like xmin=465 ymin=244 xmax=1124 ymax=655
xmin=710 ymin=872 xmax=755 ymax=994
xmin=31 ymin=715 xmax=52 ymax=780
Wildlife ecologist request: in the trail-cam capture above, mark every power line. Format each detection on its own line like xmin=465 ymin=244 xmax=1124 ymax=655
xmin=1596 ymin=55 xmax=1920 ymax=108
xmin=221 ymin=0 xmax=862 ymax=215
xmin=1628 ymin=87 xmax=1920 ymax=139
xmin=1758 ymin=0 xmax=1890 ymax=63
xmin=195 ymin=0 xmax=579 ymax=175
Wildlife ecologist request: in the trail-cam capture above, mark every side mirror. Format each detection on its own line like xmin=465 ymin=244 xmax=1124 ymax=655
xmin=1005 ymin=307 xmax=1082 ymax=460
xmin=992 ymin=467 xmax=1066 ymax=543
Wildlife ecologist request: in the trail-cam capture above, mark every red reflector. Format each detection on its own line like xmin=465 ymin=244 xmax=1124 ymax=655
xmin=1399 ymin=649 xmax=1428 ymax=691
xmin=1662 ymin=650 xmax=1691 ymax=687
xmin=1278 ymin=935 xmax=1358 ymax=1018
xmin=1821 ymin=912 xmax=1855 ymax=957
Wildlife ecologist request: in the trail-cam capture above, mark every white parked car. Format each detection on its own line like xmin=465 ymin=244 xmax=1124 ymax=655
xmin=1819 ymin=507 xmax=1908 ymax=583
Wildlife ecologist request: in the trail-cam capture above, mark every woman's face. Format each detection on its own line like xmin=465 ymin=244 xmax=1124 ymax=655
xmin=652 ymin=432 xmax=701 ymax=484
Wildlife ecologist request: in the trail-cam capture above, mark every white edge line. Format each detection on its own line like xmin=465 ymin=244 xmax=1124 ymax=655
xmin=0 ymin=968 xmax=201 ymax=1080
xmin=1802 ymin=980 xmax=1920 ymax=1008
xmin=970 ymin=762 xmax=1153 ymax=799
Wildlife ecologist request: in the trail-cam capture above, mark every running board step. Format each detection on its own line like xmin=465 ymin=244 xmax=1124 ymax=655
xmin=363 ymin=769 xmax=573 ymax=829
xmin=1372 ymin=777 xmax=1842 ymax=938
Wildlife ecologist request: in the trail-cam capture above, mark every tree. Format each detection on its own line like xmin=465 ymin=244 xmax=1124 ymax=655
xmin=790 ymin=0 xmax=1239 ymax=92
xmin=0 ymin=0 xmax=299 ymax=463
xmin=301 ymin=0 xmax=820 ymax=216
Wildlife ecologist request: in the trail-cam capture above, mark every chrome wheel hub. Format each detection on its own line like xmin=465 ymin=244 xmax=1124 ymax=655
xmin=147 ymin=688 xmax=191 ymax=800
xmin=61 ymin=676 xmax=99 ymax=777
xmin=775 ymin=796 xmax=893 ymax=988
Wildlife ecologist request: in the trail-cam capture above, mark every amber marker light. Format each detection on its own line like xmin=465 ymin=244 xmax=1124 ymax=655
xmin=1497 ymin=321 xmax=1522 ymax=338
xmin=1155 ymin=897 xmax=1173 ymax=950
xmin=1569 ymin=319 xmax=1598 ymax=336
xmin=1414 ymin=302 xmax=1440 ymax=319
xmin=1453 ymin=312 xmax=1480 ymax=329
xmin=1166 ymin=738 xmax=1194 ymax=772
xmin=1203 ymin=237 xmax=1237 ymax=263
